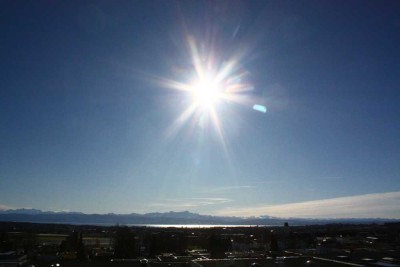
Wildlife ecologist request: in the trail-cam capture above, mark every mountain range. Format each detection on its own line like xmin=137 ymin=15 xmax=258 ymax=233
xmin=0 ymin=209 xmax=398 ymax=226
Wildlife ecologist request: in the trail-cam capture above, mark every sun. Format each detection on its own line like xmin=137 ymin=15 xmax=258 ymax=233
xmin=156 ymin=36 xmax=257 ymax=145
xmin=191 ymin=76 xmax=221 ymax=109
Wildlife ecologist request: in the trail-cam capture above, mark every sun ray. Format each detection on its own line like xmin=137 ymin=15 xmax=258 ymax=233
xmin=156 ymin=35 xmax=262 ymax=154
xmin=188 ymin=36 xmax=206 ymax=80
xmin=209 ymin=107 xmax=229 ymax=156
xmin=165 ymin=103 xmax=198 ymax=139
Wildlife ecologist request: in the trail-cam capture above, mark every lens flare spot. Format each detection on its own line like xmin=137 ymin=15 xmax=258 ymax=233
xmin=253 ymin=104 xmax=267 ymax=113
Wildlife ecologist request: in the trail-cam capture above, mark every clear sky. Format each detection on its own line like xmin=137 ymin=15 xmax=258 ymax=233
xmin=1 ymin=1 xmax=400 ymax=218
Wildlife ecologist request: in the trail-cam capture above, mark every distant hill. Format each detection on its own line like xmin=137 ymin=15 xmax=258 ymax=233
xmin=0 ymin=209 xmax=398 ymax=226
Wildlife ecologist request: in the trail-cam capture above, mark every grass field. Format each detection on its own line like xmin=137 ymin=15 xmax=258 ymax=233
xmin=36 ymin=234 xmax=67 ymax=245
xmin=36 ymin=234 xmax=112 ymax=247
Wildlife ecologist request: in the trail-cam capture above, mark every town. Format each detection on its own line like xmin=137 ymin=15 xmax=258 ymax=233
xmin=1 ymin=221 xmax=399 ymax=267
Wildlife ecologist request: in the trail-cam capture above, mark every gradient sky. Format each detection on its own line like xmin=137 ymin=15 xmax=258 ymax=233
xmin=1 ymin=1 xmax=400 ymax=218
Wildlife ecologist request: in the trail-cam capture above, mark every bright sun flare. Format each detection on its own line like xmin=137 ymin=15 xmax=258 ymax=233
xmin=191 ymin=77 xmax=221 ymax=108
xmin=159 ymin=36 xmax=257 ymax=145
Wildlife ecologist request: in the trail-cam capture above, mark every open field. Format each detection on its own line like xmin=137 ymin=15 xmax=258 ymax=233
xmin=36 ymin=234 xmax=67 ymax=245
xmin=35 ymin=234 xmax=111 ymax=247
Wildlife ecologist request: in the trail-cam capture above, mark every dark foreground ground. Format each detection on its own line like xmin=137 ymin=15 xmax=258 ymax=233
xmin=1 ymin=221 xmax=399 ymax=267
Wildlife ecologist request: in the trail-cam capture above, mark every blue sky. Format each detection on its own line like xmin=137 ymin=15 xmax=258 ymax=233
xmin=1 ymin=1 xmax=400 ymax=218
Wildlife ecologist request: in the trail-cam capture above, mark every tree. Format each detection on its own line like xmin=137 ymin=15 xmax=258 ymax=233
xmin=269 ymin=230 xmax=279 ymax=258
xmin=114 ymin=226 xmax=137 ymax=258
xmin=208 ymin=230 xmax=231 ymax=259
xmin=59 ymin=231 xmax=87 ymax=261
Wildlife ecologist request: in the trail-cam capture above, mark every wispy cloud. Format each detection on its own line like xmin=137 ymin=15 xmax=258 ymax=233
xmin=199 ymin=185 xmax=255 ymax=194
xmin=149 ymin=198 xmax=232 ymax=209
xmin=216 ymin=191 xmax=400 ymax=219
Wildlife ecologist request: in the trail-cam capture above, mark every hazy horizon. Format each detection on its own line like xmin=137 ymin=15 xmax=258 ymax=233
xmin=2 ymin=191 xmax=400 ymax=220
